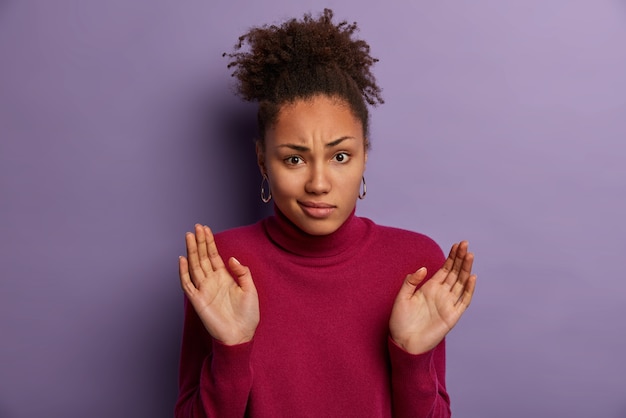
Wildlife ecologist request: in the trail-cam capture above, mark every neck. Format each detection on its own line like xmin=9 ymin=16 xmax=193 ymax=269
xmin=263 ymin=205 xmax=367 ymax=258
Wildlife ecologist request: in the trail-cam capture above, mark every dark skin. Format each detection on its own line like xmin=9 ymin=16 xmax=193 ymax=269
xmin=180 ymin=226 xmax=476 ymax=353
xmin=179 ymin=96 xmax=477 ymax=354
xmin=179 ymin=225 xmax=259 ymax=346
xmin=389 ymin=241 xmax=476 ymax=354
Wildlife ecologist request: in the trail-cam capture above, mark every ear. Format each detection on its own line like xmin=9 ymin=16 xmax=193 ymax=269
xmin=255 ymin=140 xmax=266 ymax=175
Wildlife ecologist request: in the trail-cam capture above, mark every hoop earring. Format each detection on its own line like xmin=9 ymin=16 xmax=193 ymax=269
xmin=358 ymin=176 xmax=367 ymax=200
xmin=260 ymin=174 xmax=272 ymax=203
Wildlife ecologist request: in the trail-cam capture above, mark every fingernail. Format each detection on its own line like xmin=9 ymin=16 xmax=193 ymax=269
xmin=232 ymin=257 xmax=241 ymax=264
xmin=416 ymin=267 xmax=426 ymax=274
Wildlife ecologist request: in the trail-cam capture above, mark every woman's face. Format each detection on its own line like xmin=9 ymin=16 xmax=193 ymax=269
xmin=259 ymin=95 xmax=367 ymax=236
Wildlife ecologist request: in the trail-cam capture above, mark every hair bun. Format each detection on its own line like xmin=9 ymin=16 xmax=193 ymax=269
xmin=225 ymin=8 xmax=383 ymax=106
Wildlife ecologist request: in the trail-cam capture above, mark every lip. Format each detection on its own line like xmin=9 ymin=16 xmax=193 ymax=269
xmin=298 ymin=201 xmax=336 ymax=219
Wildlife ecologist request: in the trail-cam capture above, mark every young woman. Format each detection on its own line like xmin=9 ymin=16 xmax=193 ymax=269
xmin=175 ymin=9 xmax=476 ymax=418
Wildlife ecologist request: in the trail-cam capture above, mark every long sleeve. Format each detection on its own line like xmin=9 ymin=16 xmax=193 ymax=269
xmin=388 ymin=337 xmax=451 ymax=418
xmin=174 ymin=297 xmax=254 ymax=418
xmin=174 ymin=215 xmax=459 ymax=416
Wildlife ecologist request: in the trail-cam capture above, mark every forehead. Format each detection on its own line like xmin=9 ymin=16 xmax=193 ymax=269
xmin=269 ymin=95 xmax=364 ymax=143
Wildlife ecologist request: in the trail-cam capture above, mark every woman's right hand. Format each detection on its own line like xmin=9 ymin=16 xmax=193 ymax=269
xmin=179 ymin=224 xmax=260 ymax=346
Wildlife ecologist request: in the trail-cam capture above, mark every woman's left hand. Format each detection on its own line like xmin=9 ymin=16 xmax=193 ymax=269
xmin=389 ymin=241 xmax=477 ymax=355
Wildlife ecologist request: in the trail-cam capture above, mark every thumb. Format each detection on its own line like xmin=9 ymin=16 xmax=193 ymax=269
xmin=228 ymin=257 xmax=255 ymax=291
xmin=399 ymin=267 xmax=427 ymax=297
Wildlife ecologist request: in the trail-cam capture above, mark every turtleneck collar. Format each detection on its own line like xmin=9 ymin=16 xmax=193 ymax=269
xmin=262 ymin=205 xmax=370 ymax=259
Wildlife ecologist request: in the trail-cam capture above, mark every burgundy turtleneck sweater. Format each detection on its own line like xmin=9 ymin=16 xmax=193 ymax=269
xmin=175 ymin=209 xmax=450 ymax=418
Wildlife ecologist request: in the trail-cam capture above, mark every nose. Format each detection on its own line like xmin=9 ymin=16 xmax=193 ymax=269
xmin=305 ymin=163 xmax=331 ymax=195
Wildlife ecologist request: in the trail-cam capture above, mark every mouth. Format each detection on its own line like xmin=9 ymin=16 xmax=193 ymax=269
xmin=298 ymin=201 xmax=336 ymax=219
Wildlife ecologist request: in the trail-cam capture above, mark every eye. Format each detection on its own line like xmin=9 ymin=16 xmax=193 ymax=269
xmin=332 ymin=152 xmax=350 ymax=163
xmin=284 ymin=155 xmax=303 ymax=166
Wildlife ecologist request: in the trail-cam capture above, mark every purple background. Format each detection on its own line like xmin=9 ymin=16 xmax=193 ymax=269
xmin=2 ymin=1 xmax=625 ymax=417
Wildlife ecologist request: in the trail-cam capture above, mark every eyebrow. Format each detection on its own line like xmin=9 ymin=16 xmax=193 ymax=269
xmin=276 ymin=136 xmax=356 ymax=152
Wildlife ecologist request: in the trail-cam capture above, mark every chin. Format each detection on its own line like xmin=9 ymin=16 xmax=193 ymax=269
xmin=278 ymin=201 xmax=348 ymax=236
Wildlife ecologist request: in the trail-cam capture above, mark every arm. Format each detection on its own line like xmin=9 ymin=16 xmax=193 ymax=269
xmin=174 ymin=298 xmax=254 ymax=418
xmin=175 ymin=298 xmax=253 ymax=418
xmin=388 ymin=337 xmax=450 ymax=418
xmin=389 ymin=241 xmax=477 ymax=417
xmin=175 ymin=224 xmax=260 ymax=417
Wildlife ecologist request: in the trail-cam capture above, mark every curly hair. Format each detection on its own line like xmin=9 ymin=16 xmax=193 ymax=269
xmin=224 ymin=9 xmax=384 ymax=147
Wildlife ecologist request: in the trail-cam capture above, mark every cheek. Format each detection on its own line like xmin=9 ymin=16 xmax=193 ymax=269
xmin=267 ymin=169 xmax=301 ymax=197
xmin=342 ymin=162 xmax=366 ymax=183
xmin=333 ymin=169 xmax=363 ymax=197
xmin=345 ymin=173 xmax=364 ymax=194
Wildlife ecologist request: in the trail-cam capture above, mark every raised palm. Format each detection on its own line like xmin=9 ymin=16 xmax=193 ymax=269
xmin=389 ymin=241 xmax=477 ymax=354
xmin=179 ymin=224 xmax=259 ymax=346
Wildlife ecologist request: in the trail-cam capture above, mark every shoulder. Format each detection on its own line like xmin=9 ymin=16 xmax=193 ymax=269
xmin=366 ymin=218 xmax=443 ymax=255
xmin=359 ymin=217 xmax=446 ymax=270
xmin=213 ymin=221 xmax=266 ymax=257
xmin=214 ymin=221 xmax=264 ymax=242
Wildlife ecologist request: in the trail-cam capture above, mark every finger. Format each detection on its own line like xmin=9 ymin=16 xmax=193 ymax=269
xmin=444 ymin=241 xmax=468 ymax=286
xmin=205 ymin=226 xmax=226 ymax=270
xmin=456 ymin=274 xmax=477 ymax=308
xmin=228 ymin=257 xmax=256 ymax=292
xmin=194 ymin=224 xmax=212 ymax=274
xmin=398 ymin=267 xmax=427 ymax=298
xmin=440 ymin=243 xmax=459 ymax=275
xmin=178 ymin=256 xmax=196 ymax=295
xmin=186 ymin=231 xmax=207 ymax=288
xmin=459 ymin=251 xmax=474 ymax=283
xmin=451 ymin=251 xmax=474 ymax=288
xmin=451 ymin=241 xmax=468 ymax=274
xmin=185 ymin=231 xmax=201 ymax=274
